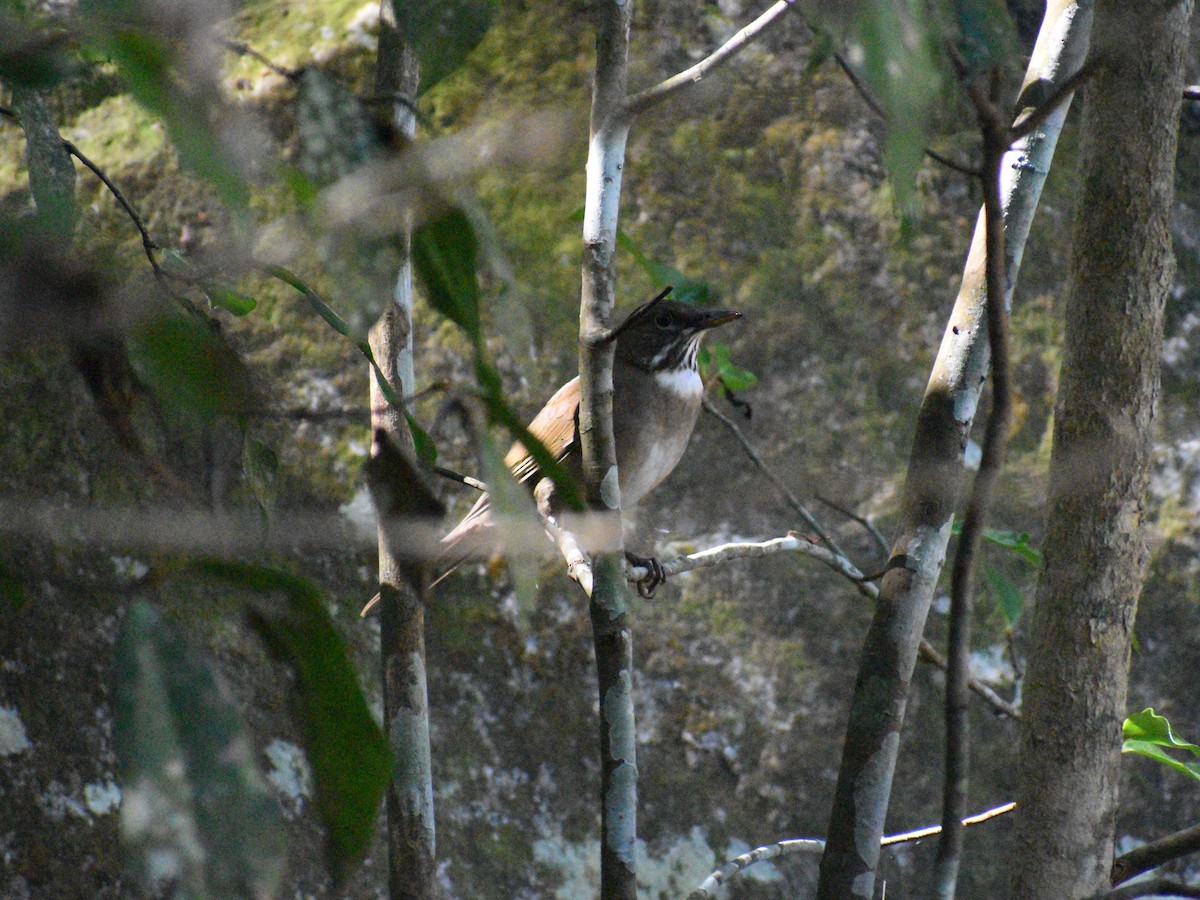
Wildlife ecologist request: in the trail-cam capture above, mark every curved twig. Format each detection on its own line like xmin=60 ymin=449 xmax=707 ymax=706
xmin=688 ymin=802 xmax=1015 ymax=899
xmin=623 ymin=0 xmax=796 ymax=117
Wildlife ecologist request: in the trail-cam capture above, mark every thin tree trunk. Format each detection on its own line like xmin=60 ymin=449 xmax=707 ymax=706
xmin=1011 ymin=2 xmax=1194 ymax=896
xmin=816 ymin=4 xmax=1092 ymax=896
xmin=370 ymin=8 xmax=435 ymax=898
xmin=580 ymin=1 xmax=636 ymax=896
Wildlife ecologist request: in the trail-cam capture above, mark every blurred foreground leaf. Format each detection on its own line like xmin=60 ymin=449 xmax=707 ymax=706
xmin=398 ymin=0 xmax=498 ymax=95
xmin=130 ymin=314 xmax=252 ymax=421
xmin=855 ymin=0 xmax=941 ymax=215
xmin=413 ymin=208 xmax=482 ymax=340
xmin=1123 ymin=709 xmax=1200 ymax=783
xmin=114 ymin=601 xmax=286 ymax=898
xmin=945 ymin=0 xmax=1015 ymax=82
xmin=195 ymin=560 xmax=390 ymax=878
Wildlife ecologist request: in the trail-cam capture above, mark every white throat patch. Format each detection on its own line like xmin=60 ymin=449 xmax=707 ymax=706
xmin=655 ymin=367 xmax=703 ymax=398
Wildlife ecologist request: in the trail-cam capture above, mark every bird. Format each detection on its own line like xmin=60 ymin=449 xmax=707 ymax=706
xmin=361 ymin=291 xmax=740 ymax=613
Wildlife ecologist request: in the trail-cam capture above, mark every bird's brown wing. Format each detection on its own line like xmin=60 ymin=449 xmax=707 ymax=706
xmin=439 ymin=377 xmax=580 ymax=548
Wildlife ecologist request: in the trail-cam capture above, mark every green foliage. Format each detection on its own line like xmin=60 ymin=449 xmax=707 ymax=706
xmin=413 ymin=207 xmax=582 ymax=509
xmin=196 ymin=560 xmax=391 ymax=879
xmin=202 ymin=283 xmax=258 ymax=317
xmin=399 ymin=0 xmax=498 ymax=95
xmin=700 ymin=342 xmax=758 ymax=393
xmin=130 ymin=314 xmax=252 ymax=422
xmin=981 ymin=563 xmax=1023 ymax=627
xmin=113 ymin=601 xmax=287 ymax=898
xmin=1123 ymin=709 xmax=1200 ymax=783
xmin=413 ymin=209 xmax=483 ymax=341
xmin=855 ymin=0 xmax=941 ymax=214
xmin=80 ymin=21 xmax=249 ymax=210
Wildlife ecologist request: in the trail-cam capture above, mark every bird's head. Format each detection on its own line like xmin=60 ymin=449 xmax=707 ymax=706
xmin=613 ymin=298 xmax=741 ymax=373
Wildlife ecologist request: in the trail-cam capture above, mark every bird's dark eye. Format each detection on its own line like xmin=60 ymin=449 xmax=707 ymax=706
xmin=654 ymin=312 xmax=672 ymax=329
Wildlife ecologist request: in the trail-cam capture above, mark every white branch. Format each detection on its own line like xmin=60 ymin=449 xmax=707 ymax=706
xmin=624 ymin=534 xmax=868 ymax=584
xmin=688 ymin=802 xmax=1016 ymax=899
xmin=623 ymin=0 xmax=795 ymax=118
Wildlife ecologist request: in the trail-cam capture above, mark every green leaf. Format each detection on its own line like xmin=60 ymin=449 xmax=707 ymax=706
xmin=477 ymin=429 xmax=541 ymax=611
xmin=700 ymin=342 xmax=758 ymax=393
xmin=195 ymin=560 xmax=391 ymax=879
xmin=982 ymin=562 xmax=1023 ymax=626
xmin=412 ymin=209 xmax=482 ymax=342
xmin=113 ymin=601 xmax=287 ymax=898
xmin=130 ymin=314 xmax=252 ymax=421
xmin=97 ymin=29 xmax=248 ymax=209
xmin=1122 ymin=709 xmax=1200 ymax=784
xmin=398 ymin=0 xmax=498 ymax=95
xmin=855 ymin=0 xmax=941 ymax=213
xmin=406 ymin=412 xmax=438 ymax=467
xmin=203 ymin=283 xmax=257 ymax=316
xmin=806 ymin=27 xmax=835 ymax=75
xmin=615 ymin=227 xmax=713 ymax=305
xmin=263 ymin=265 xmax=405 ymax=411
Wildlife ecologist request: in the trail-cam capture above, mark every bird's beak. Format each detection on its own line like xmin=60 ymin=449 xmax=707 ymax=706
xmin=698 ymin=310 xmax=741 ymax=330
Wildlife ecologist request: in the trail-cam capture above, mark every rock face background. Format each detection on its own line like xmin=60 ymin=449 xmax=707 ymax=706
xmin=1 ymin=1 xmax=1198 ymax=897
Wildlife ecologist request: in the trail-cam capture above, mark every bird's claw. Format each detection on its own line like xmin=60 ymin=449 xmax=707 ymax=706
xmin=626 ymin=552 xmax=666 ymax=599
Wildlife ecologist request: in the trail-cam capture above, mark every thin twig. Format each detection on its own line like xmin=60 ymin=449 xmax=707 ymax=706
xmin=63 ymin=139 xmax=162 ymax=274
xmin=688 ymin=801 xmax=1015 ymax=899
xmin=822 ymin=29 xmax=979 ymax=178
xmin=623 ymin=0 xmax=795 ymax=117
xmin=701 ymin=396 xmax=845 ymax=558
xmin=816 ymin=493 xmax=890 ymax=558
xmin=222 ymin=39 xmax=299 ymax=81
xmin=1112 ymin=823 xmax=1200 ymax=887
xmin=933 ymin=67 xmax=1014 ymax=899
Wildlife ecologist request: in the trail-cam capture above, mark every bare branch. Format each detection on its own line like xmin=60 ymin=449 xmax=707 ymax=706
xmin=623 ymin=0 xmax=795 ymax=118
xmin=63 ymin=139 xmax=162 ymax=275
xmin=1112 ymin=823 xmax=1200 ymax=887
xmin=689 ymin=802 xmax=1015 ymax=899
xmin=702 ymin=396 xmax=846 ymax=558
xmin=816 ymin=493 xmax=889 ymax=558
xmin=934 ymin=69 xmax=1015 ymax=898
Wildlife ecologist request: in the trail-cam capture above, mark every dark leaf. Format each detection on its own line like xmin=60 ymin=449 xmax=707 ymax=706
xmin=113 ymin=601 xmax=287 ymax=898
xmin=397 ymin=0 xmax=498 ymax=94
xmin=130 ymin=314 xmax=252 ymax=421
xmin=946 ymin=0 xmax=1016 ymax=81
xmin=195 ymin=560 xmax=391 ymax=879
xmin=412 ymin=208 xmax=482 ymax=342
xmin=855 ymin=0 xmax=941 ymax=213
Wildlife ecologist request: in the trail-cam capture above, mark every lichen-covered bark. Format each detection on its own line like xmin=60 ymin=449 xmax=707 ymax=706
xmin=816 ymin=4 xmax=1093 ymax=896
xmin=1011 ymin=2 xmax=1194 ymax=896
xmin=370 ymin=9 xmax=435 ymax=898
xmin=579 ymin=1 xmax=637 ymax=897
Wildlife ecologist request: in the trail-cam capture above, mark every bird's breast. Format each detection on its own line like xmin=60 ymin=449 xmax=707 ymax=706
xmin=614 ymin=365 xmax=704 ymax=507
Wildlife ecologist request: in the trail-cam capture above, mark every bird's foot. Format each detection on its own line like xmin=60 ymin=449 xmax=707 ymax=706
xmin=625 ymin=551 xmax=666 ymax=599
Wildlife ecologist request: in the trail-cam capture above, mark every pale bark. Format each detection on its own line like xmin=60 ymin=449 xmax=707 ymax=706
xmin=370 ymin=7 xmax=435 ymax=898
xmin=580 ymin=2 xmax=637 ymax=896
xmin=1011 ymin=1 xmax=1194 ymax=895
xmin=816 ymin=3 xmax=1093 ymax=896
